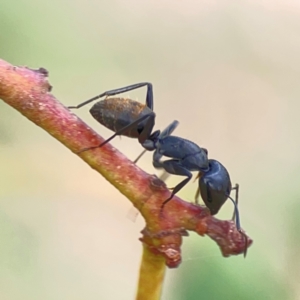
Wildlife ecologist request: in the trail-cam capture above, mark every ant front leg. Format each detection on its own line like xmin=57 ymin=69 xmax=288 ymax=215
xmin=68 ymin=82 xmax=153 ymax=109
xmin=153 ymin=151 xmax=192 ymax=213
xmin=77 ymin=113 xmax=155 ymax=153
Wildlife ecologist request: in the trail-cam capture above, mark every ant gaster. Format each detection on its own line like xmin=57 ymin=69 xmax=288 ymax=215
xmin=68 ymin=83 xmax=159 ymax=152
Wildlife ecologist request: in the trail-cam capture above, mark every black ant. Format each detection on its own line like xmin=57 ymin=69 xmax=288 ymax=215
xmin=69 ymin=84 xmax=247 ymax=254
xmin=137 ymin=121 xmax=248 ymax=255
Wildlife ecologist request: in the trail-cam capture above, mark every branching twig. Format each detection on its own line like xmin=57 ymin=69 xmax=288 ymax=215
xmin=0 ymin=59 xmax=252 ymax=300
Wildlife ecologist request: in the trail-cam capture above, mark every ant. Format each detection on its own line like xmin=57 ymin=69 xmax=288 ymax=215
xmin=136 ymin=121 xmax=247 ymax=255
xmin=68 ymin=82 xmax=160 ymax=152
xmin=69 ymin=84 xmax=248 ymax=254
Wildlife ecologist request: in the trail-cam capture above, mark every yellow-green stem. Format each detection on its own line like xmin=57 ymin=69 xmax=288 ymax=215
xmin=136 ymin=245 xmax=166 ymax=300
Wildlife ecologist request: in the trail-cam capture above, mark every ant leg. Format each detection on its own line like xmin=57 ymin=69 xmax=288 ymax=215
xmin=231 ymin=184 xmax=239 ymax=221
xmin=68 ymin=82 xmax=153 ymax=109
xmin=153 ymin=156 xmax=192 ymax=212
xmin=137 ymin=112 xmax=156 ymax=145
xmin=194 ymin=172 xmax=202 ymax=204
xmin=227 ymin=193 xmax=248 ymax=257
xmin=78 ymin=112 xmax=154 ymax=153
xmin=160 ymin=163 xmax=192 ymax=211
xmin=159 ymin=171 xmax=171 ymax=182
xmin=158 ymin=120 xmax=179 ymax=139
xmin=152 ymin=150 xmax=164 ymax=169
xmin=144 ymin=83 xmax=153 ymax=110
xmin=194 ymin=186 xmax=201 ymax=204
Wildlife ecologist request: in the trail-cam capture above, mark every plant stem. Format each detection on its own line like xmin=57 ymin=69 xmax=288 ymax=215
xmin=136 ymin=245 xmax=166 ymax=300
xmin=0 ymin=58 xmax=252 ymax=300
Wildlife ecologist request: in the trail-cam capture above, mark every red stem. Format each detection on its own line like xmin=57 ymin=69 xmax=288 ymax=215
xmin=0 ymin=58 xmax=252 ymax=299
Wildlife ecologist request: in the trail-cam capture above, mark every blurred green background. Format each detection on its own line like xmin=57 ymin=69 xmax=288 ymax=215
xmin=1 ymin=0 xmax=300 ymax=299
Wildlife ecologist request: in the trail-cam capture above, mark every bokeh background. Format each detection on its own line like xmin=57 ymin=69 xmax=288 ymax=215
xmin=1 ymin=0 xmax=300 ymax=299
